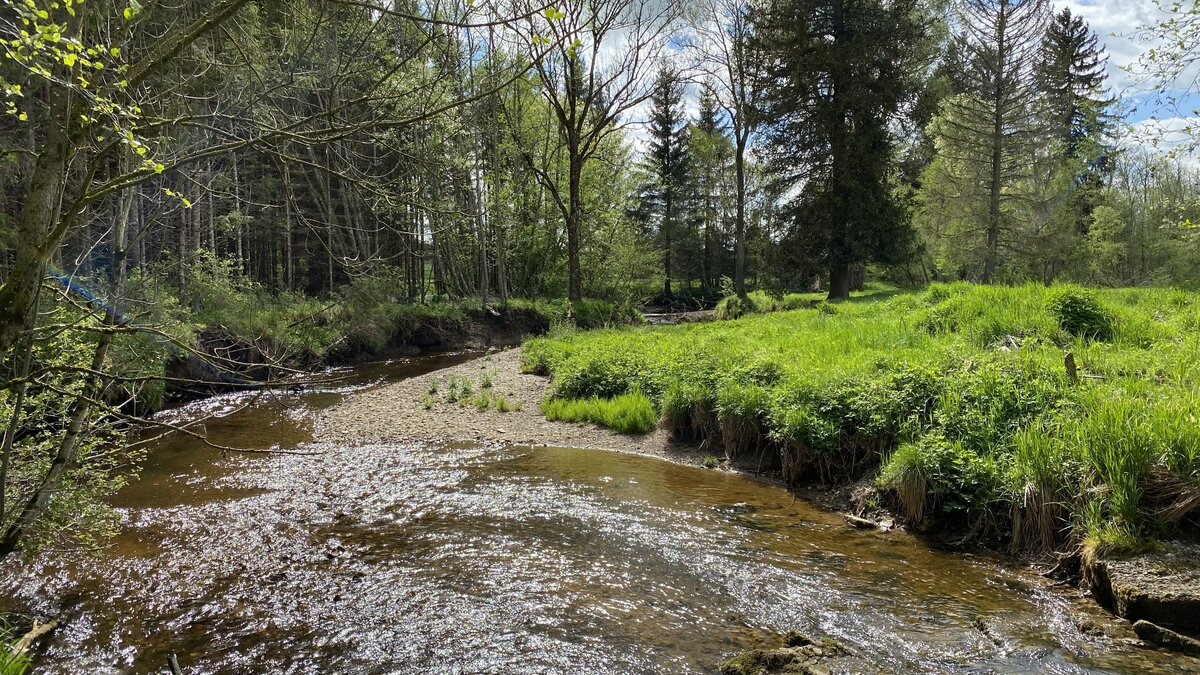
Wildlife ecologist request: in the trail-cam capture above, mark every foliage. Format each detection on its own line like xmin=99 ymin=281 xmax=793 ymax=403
xmin=1046 ymin=287 xmax=1114 ymax=340
xmin=541 ymin=390 xmax=657 ymax=434
xmin=754 ymin=0 xmax=925 ymax=297
xmin=0 ymin=619 xmax=31 ymax=675
xmin=525 ymin=283 xmax=1200 ymax=550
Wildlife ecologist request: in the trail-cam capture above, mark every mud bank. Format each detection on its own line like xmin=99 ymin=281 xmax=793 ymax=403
xmin=165 ymin=307 xmax=551 ymax=405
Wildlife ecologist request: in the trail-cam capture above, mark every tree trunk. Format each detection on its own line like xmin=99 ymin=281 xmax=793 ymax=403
xmin=983 ymin=10 xmax=1008 ymax=284
xmin=566 ymin=154 xmax=583 ymax=303
xmin=734 ymin=135 xmax=749 ymax=298
xmin=663 ymin=190 xmax=673 ymax=297
xmin=828 ymin=262 xmax=852 ymax=300
xmin=0 ymin=95 xmax=71 ymax=357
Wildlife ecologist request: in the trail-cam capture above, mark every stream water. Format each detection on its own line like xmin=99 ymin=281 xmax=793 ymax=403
xmin=1 ymin=353 xmax=1196 ymax=673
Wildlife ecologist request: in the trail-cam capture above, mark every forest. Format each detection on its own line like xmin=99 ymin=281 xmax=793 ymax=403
xmin=2 ymin=0 xmax=1200 ymax=663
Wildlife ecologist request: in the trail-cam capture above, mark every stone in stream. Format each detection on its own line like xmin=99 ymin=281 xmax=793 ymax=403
xmin=1083 ymin=539 xmax=1200 ymax=633
xmin=1133 ymin=620 xmax=1200 ymax=656
xmin=720 ymin=632 xmax=854 ymax=675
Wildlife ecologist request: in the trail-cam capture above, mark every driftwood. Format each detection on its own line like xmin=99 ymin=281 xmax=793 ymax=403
xmin=7 ymin=617 xmax=58 ymax=657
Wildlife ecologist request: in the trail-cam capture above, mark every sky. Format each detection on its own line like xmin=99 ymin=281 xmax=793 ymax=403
xmin=615 ymin=0 xmax=1198 ymax=156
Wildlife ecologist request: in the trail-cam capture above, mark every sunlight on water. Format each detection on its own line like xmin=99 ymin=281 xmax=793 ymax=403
xmin=0 ymin=357 xmax=1193 ymax=674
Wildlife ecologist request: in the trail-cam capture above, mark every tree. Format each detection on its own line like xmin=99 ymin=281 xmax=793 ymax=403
xmin=1037 ymin=8 xmax=1112 ymax=156
xmin=755 ymin=0 xmax=925 ymax=299
xmin=1034 ymin=8 xmax=1115 ymax=279
xmin=685 ymin=84 xmax=737 ymax=289
xmin=0 ymin=0 xmax=553 ymax=559
xmin=920 ymin=0 xmax=1050 ymax=282
xmin=686 ymin=0 xmax=762 ymax=297
xmin=642 ymin=66 xmax=690 ymax=296
xmin=508 ymin=0 xmax=681 ymax=302
xmin=1131 ymin=0 xmax=1200 ymax=155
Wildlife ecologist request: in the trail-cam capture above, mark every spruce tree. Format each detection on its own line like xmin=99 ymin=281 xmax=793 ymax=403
xmin=755 ymin=0 xmax=925 ymax=299
xmin=643 ymin=66 xmax=691 ymax=296
xmin=1033 ymin=8 xmax=1115 ymax=276
xmin=687 ymin=85 xmax=736 ymax=289
xmin=1037 ymin=8 xmax=1113 ymax=157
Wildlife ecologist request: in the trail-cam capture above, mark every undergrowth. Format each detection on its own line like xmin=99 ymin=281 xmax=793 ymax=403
xmin=524 ymin=282 xmax=1200 ymax=552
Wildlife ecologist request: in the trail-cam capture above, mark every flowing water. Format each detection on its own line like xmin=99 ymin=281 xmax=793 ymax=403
xmin=1 ymin=353 xmax=1196 ymax=674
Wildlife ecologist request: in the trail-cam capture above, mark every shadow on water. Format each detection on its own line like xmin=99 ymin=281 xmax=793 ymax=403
xmin=1 ymin=351 xmax=1196 ymax=673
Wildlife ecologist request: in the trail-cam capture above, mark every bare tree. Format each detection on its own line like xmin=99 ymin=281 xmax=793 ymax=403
xmin=947 ymin=0 xmax=1051 ymax=282
xmin=684 ymin=0 xmax=763 ymax=298
xmin=506 ymin=0 xmax=682 ymax=302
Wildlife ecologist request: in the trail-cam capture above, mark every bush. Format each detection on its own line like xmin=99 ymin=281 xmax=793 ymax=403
xmin=1047 ymin=287 xmax=1115 ymax=341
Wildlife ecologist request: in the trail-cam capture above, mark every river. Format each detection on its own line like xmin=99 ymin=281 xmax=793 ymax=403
xmin=1 ymin=353 xmax=1195 ymax=673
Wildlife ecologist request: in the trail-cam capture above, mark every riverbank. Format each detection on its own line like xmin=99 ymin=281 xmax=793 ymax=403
xmin=318 ymin=348 xmax=710 ymax=467
xmin=316 ymin=342 xmax=1200 ymax=659
xmin=150 ymin=295 xmax=639 ymax=409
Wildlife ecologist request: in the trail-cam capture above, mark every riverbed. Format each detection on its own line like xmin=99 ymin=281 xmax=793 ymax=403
xmin=1 ymin=354 xmax=1195 ymax=673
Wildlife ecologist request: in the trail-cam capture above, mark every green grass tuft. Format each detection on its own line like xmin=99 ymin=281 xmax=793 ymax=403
xmin=541 ymin=390 xmax=657 ymax=434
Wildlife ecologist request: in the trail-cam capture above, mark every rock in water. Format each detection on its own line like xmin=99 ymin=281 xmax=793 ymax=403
xmin=1084 ymin=540 xmax=1200 ymax=632
xmin=1133 ymin=620 xmax=1200 ymax=656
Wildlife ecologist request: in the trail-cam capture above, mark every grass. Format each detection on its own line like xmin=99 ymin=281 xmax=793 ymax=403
xmin=541 ymin=390 xmax=657 ymax=434
xmin=426 ymin=375 xmax=521 ymax=413
xmin=523 ymin=282 xmax=1200 ymax=552
xmin=0 ymin=620 xmax=31 ymax=675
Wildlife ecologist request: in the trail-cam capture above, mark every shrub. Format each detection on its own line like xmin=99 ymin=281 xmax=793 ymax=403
xmin=1047 ymin=287 xmax=1115 ymax=341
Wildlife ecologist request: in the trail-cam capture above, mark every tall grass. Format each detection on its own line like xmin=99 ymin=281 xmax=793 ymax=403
xmin=541 ymin=391 xmax=657 ymax=434
xmin=524 ymin=283 xmax=1200 ymax=551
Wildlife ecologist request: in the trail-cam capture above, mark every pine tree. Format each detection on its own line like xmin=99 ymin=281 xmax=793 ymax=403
xmin=643 ymin=66 xmax=691 ymax=296
xmin=755 ymin=0 xmax=925 ymax=299
xmin=1037 ymin=8 xmax=1113 ymax=157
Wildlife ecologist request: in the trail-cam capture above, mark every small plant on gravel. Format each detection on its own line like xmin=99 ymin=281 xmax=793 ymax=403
xmin=474 ymin=392 xmax=492 ymax=411
xmin=496 ymin=396 xmax=513 ymax=412
xmin=703 ymin=454 xmax=719 ymax=469
xmin=446 ymin=380 xmax=460 ymax=403
xmin=458 ymin=376 xmax=473 ymax=397
xmin=421 ymin=393 xmax=435 ymax=410
xmin=481 ymin=373 xmax=493 ymax=389
xmin=426 ymin=380 xmax=439 ymax=395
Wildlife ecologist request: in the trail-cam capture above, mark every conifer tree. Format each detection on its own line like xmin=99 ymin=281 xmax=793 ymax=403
xmin=755 ymin=0 xmax=925 ymax=299
xmin=643 ymin=66 xmax=691 ymax=296
xmin=922 ymin=0 xmax=1051 ymax=282
xmin=1037 ymin=8 xmax=1113 ymax=157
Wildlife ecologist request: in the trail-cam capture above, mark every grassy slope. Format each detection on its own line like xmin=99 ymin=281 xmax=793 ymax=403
xmin=523 ymin=283 xmax=1200 ymax=552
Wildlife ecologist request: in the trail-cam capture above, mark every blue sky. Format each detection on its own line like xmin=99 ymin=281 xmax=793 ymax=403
xmin=1064 ymin=0 xmax=1199 ymax=153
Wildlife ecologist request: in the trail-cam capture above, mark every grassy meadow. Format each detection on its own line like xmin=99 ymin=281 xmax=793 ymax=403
xmin=523 ymin=283 xmax=1200 ymax=552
